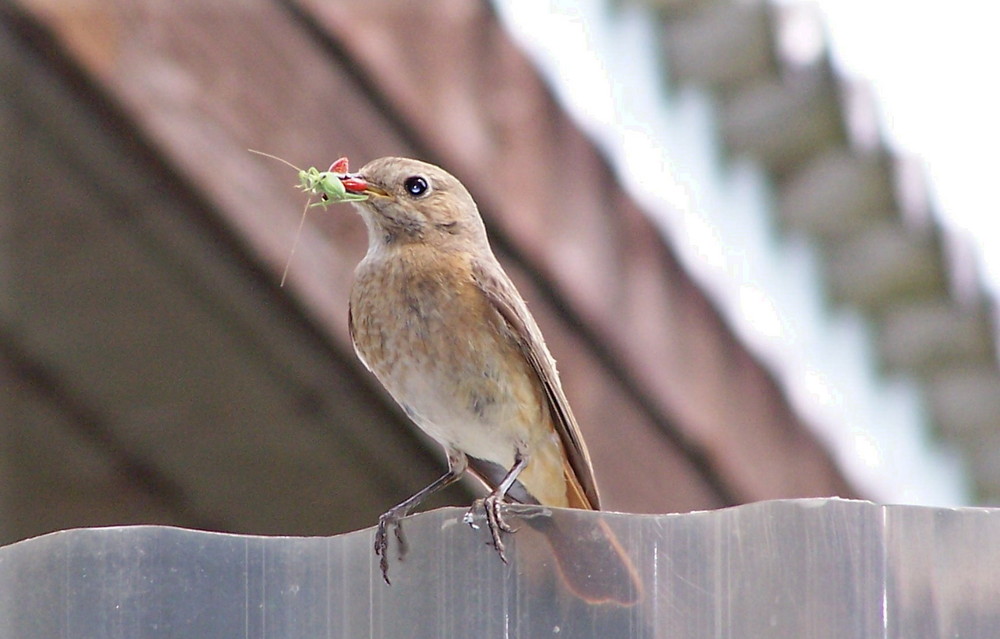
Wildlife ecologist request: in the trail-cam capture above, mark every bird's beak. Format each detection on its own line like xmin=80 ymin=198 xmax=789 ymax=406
xmin=339 ymin=173 xmax=389 ymax=197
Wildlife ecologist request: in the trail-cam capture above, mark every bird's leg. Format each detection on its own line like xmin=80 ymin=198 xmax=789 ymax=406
xmin=467 ymin=451 xmax=529 ymax=563
xmin=375 ymin=450 xmax=467 ymax=584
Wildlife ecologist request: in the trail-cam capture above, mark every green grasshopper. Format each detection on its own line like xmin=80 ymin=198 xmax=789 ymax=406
xmin=250 ymin=149 xmax=368 ymax=208
xmin=250 ymin=149 xmax=368 ymax=285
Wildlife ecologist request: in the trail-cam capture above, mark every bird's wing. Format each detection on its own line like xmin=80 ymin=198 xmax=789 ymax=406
xmin=472 ymin=259 xmax=601 ymax=510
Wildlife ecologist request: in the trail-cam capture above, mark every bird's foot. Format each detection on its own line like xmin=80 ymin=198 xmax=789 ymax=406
xmin=374 ymin=508 xmax=409 ymax=585
xmin=465 ymin=494 xmax=518 ymax=563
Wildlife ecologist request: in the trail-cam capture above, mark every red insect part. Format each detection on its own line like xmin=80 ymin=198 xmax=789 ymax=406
xmin=340 ymin=176 xmax=368 ymax=193
xmin=330 ymin=157 xmax=350 ymax=174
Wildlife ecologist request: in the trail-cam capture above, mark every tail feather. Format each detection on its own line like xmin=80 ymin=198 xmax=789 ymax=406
xmin=564 ymin=459 xmax=597 ymax=510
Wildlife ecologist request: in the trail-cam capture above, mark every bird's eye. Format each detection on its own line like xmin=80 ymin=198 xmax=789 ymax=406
xmin=404 ymin=176 xmax=429 ymax=197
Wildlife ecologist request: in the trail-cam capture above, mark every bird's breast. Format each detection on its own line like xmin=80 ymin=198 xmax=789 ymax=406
xmin=349 ymin=248 xmax=546 ymax=463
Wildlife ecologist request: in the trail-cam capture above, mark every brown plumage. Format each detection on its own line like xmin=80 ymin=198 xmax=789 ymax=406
xmin=341 ymin=157 xmax=638 ymax=605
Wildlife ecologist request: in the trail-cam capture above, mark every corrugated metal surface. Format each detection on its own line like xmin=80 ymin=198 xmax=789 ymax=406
xmin=4 ymin=500 xmax=1000 ymax=638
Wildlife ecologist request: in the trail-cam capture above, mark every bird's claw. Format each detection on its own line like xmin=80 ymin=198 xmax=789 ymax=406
xmin=374 ymin=510 xmax=408 ymax=585
xmin=467 ymin=494 xmax=518 ymax=563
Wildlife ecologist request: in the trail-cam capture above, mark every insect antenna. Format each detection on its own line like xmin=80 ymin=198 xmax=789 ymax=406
xmin=248 ymin=149 xmax=303 ymax=173
xmin=280 ymin=195 xmax=314 ymax=288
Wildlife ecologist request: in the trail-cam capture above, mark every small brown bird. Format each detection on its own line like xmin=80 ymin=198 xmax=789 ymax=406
xmin=338 ymin=158 xmax=638 ymax=605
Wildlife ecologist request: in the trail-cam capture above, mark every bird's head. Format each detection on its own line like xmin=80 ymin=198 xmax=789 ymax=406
xmin=339 ymin=157 xmax=489 ymax=253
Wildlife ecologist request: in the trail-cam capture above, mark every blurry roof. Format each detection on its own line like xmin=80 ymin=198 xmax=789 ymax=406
xmin=5 ymin=0 xmax=967 ymax=548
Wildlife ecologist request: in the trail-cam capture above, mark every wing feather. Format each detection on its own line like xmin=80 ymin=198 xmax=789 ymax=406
xmin=472 ymin=260 xmax=601 ymax=510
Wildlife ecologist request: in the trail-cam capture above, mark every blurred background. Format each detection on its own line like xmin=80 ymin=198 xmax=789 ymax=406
xmin=2 ymin=0 xmax=997 ymax=548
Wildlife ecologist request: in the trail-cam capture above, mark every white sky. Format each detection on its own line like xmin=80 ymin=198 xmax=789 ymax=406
xmin=802 ymin=0 xmax=1000 ymax=299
